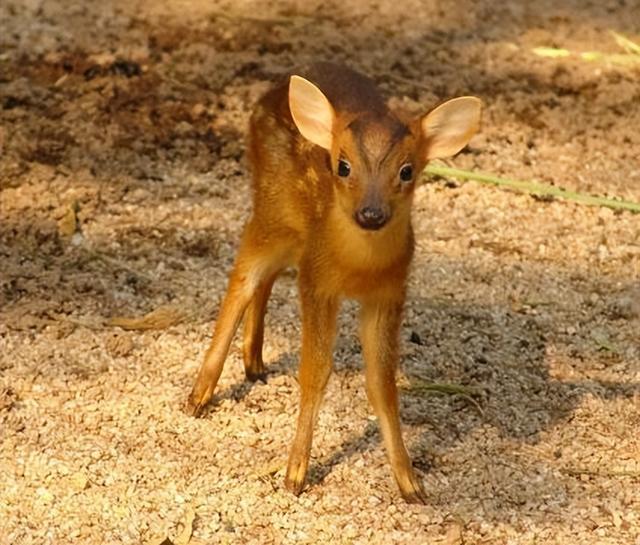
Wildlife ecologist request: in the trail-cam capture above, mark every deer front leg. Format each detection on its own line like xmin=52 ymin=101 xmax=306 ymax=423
xmin=359 ymin=299 xmax=427 ymax=504
xmin=284 ymin=285 xmax=339 ymax=495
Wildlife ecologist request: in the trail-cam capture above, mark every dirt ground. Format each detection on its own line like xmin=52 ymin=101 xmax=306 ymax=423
xmin=1 ymin=0 xmax=640 ymax=543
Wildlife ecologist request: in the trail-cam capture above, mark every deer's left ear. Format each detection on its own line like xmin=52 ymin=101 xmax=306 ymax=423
xmin=419 ymin=97 xmax=482 ymax=160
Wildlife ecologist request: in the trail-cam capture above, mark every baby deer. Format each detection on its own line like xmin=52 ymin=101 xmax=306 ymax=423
xmin=187 ymin=62 xmax=481 ymax=503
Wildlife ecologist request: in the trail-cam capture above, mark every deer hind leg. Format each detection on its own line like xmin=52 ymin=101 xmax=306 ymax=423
xmin=186 ymin=224 xmax=288 ymax=416
xmin=242 ymin=271 xmax=279 ymax=382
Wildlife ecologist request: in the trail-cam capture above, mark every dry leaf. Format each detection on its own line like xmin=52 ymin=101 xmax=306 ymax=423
xmin=58 ymin=202 xmax=79 ymax=237
xmin=175 ymin=506 xmax=196 ymax=545
xmin=0 ymin=387 xmax=17 ymax=411
xmin=105 ymin=333 xmax=134 ymax=357
xmin=107 ymin=305 xmax=187 ymax=330
xmin=256 ymin=458 xmax=286 ymax=479
xmin=67 ymin=471 xmax=89 ymax=493
xmin=439 ymin=523 xmax=462 ymax=545
xmin=147 ymin=505 xmax=197 ymax=545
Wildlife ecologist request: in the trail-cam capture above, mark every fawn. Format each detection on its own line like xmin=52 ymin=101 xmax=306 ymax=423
xmin=187 ymin=62 xmax=481 ymax=503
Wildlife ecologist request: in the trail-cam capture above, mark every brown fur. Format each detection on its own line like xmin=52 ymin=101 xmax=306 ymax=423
xmin=186 ymin=62 xmax=481 ymax=503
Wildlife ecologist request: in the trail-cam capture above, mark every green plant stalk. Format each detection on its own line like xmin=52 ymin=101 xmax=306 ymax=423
xmin=401 ymin=380 xmax=480 ymax=397
xmin=423 ymin=164 xmax=640 ymax=213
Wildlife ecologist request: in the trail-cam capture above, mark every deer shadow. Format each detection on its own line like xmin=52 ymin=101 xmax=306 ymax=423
xmin=196 ymin=262 xmax=639 ymax=519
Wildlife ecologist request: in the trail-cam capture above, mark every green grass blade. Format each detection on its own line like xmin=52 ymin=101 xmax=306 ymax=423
xmin=610 ymin=31 xmax=640 ymax=55
xmin=532 ymin=47 xmax=571 ymax=58
xmin=580 ymin=51 xmax=640 ymax=66
xmin=423 ymin=164 xmax=640 ymax=213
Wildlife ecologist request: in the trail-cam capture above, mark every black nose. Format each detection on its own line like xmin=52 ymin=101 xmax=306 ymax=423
xmin=355 ymin=206 xmax=388 ymax=230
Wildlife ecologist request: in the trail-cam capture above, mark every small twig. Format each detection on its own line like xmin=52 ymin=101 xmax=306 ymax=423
xmin=107 ymin=305 xmax=187 ymax=330
xmin=423 ymin=164 xmax=640 ymax=213
xmin=80 ymin=247 xmax=154 ymax=282
xmin=455 ymin=393 xmax=485 ymax=418
xmin=49 ymin=313 xmax=105 ymax=330
xmin=405 ymin=381 xmax=481 ymax=397
xmin=210 ymin=11 xmax=317 ymax=26
xmin=560 ymin=467 xmax=640 ymax=478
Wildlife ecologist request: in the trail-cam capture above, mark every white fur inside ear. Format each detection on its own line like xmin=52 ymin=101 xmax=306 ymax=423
xmin=421 ymin=96 xmax=482 ymax=160
xmin=288 ymin=75 xmax=335 ymax=150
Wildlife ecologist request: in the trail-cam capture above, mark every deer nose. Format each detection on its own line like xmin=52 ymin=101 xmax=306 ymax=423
xmin=355 ymin=206 xmax=388 ymax=230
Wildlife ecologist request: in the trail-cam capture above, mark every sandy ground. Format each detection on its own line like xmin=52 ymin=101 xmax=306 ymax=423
xmin=1 ymin=0 xmax=640 ymax=543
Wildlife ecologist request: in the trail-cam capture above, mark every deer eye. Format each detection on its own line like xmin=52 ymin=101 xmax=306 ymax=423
xmin=337 ymin=159 xmax=351 ymax=177
xmin=399 ymin=163 xmax=413 ymax=182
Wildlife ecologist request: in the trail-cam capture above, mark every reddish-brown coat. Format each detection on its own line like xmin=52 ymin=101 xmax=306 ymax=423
xmin=187 ymin=62 xmax=481 ymax=503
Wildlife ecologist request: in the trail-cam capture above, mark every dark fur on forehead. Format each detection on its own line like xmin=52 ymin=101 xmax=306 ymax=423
xmin=347 ymin=113 xmax=409 ymax=142
xmin=346 ymin=114 xmax=410 ymax=168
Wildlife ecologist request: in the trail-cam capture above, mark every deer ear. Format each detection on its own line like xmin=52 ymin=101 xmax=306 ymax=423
xmin=289 ymin=75 xmax=335 ymax=150
xmin=420 ymin=96 xmax=482 ymax=160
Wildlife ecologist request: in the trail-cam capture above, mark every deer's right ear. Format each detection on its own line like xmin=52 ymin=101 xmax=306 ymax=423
xmin=289 ymin=75 xmax=335 ymax=150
